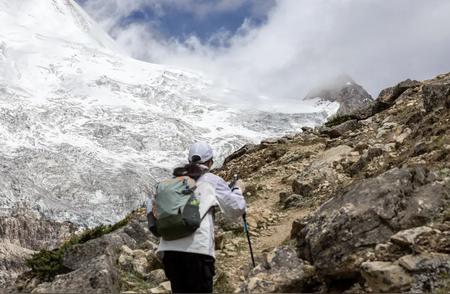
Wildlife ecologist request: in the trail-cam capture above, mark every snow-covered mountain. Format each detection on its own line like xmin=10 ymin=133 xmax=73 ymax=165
xmin=305 ymin=74 xmax=373 ymax=115
xmin=0 ymin=0 xmax=336 ymax=226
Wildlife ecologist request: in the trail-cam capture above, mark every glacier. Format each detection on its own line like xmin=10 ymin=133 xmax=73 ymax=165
xmin=0 ymin=0 xmax=337 ymax=227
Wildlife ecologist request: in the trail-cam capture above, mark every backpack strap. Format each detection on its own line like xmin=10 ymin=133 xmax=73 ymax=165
xmin=201 ymin=205 xmax=217 ymax=221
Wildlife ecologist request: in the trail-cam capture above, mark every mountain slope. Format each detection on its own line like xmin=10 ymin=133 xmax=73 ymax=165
xmin=11 ymin=72 xmax=449 ymax=293
xmin=218 ymin=72 xmax=450 ymax=293
xmin=0 ymin=0 xmax=335 ymax=226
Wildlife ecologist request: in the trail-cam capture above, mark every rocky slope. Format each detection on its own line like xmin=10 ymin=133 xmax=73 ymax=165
xmin=6 ymin=72 xmax=449 ymax=292
xmin=217 ymin=72 xmax=450 ymax=292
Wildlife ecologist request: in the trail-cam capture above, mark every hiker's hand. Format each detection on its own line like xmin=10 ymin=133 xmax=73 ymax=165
xmin=234 ymin=180 xmax=246 ymax=193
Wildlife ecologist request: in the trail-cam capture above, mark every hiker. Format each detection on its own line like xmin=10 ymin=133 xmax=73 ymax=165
xmin=146 ymin=141 xmax=246 ymax=293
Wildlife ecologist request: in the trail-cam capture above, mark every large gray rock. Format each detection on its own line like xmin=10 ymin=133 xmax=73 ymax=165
xmin=361 ymin=261 xmax=413 ymax=292
xmin=0 ymin=208 xmax=77 ymax=287
xmin=0 ymin=241 xmax=35 ymax=288
xmin=320 ymin=120 xmax=361 ymax=138
xmin=240 ymin=246 xmax=319 ymax=293
xmin=422 ymin=83 xmax=450 ymax=112
xmin=31 ymin=255 xmax=119 ymax=294
xmin=377 ymin=79 xmax=422 ymax=105
xmin=295 ymin=167 xmax=449 ymax=279
xmin=15 ymin=217 xmax=159 ymax=293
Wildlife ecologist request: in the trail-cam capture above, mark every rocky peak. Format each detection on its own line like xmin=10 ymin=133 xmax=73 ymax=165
xmin=305 ymin=74 xmax=373 ymax=115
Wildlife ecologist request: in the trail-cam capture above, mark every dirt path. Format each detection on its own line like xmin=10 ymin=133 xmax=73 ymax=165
xmin=256 ymin=208 xmax=307 ymax=251
xmin=215 ymin=198 xmax=310 ymax=292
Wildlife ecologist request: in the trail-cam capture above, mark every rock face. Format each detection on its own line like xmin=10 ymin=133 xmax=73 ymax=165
xmin=305 ymin=75 xmax=373 ymax=115
xmin=13 ymin=210 xmax=166 ymax=293
xmin=0 ymin=208 xmax=77 ymax=288
xmin=296 ymin=167 xmax=449 ymax=280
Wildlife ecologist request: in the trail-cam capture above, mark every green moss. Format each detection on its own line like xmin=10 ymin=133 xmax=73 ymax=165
xmin=26 ymin=214 xmax=132 ymax=282
xmin=436 ymin=272 xmax=450 ymax=294
xmin=214 ymin=271 xmax=233 ymax=293
xmin=281 ymin=237 xmax=297 ymax=249
xmin=119 ymin=270 xmax=156 ymax=292
xmin=325 ymin=114 xmax=357 ymax=128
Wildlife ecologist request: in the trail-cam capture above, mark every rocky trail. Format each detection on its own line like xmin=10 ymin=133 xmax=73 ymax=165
xmin=214 ymin=189 xmax=308 ymax=292
xmin=4 ymin=72 xmax=450 ymax=293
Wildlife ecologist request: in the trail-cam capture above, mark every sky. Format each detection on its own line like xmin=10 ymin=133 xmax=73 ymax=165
xmin=76 ymin=0 xmax=450 ymax=105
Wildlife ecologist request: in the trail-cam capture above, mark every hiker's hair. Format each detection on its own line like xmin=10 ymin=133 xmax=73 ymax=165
xmin=173 ymin=163 xmax=205 ymax=180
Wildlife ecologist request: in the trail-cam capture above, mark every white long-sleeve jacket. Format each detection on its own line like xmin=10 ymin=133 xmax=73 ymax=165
xmin=146 ymin=172 xmax=246 ymax=258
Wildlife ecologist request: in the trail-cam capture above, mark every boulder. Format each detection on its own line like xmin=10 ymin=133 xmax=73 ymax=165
xmin=390 ymin=226 xmax=435 ymax=247
xmin=374 ymin=242 xmax=406 ymax=261
xmin=361 ymin=261 xmax=413 ymax=292
xmin=292 ymin=179 xmax=318 ymax=198
xmin=240 ymin=246 xmax=319 ymax=293
xmin=62 ymin=227 xmax=136 ymax=270
xmin=32 ymin=255 xmax=120 ymax=293
xmin=398 ymin=253 xmax=450 ymax=272
xmin=378 ymin=79 xmax=422 ymax=105
xmin=321 ymin=120 xmax=360 ymax=138
xmin=279 ymin=193 xmax=304 ymax=209
xmin=0 ymin=240 xmax=35 ymax=288
xmin=295 ymin=167 xmax=449 ymax=279
xmin=422 ymin=83 xmax=450 ymax=112
xmin=15 ymin=215 xmax=160 ymax=293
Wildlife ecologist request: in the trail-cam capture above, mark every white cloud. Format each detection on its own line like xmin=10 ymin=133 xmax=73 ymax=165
xmin=81 ymin=0 xmax=450 ymax=111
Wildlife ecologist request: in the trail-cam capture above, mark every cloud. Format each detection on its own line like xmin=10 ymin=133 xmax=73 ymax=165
xmin=80 ymin=0 xmax=450 ymax=112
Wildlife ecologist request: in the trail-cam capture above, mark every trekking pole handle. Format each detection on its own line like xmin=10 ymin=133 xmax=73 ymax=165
xmin=228 ymin=174 xmax=239 ymax=189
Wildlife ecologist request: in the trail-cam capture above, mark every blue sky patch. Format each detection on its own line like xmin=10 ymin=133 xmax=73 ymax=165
xmin=77 ymin=0 xmax=275 ymax=45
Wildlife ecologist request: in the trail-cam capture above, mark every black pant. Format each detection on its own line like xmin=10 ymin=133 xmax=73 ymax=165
xmin=162 ymin=251 xmax=215 ymax=293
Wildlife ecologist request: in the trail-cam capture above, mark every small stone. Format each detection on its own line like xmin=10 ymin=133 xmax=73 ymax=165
xmin=247 ymin=277 xmax=261 ymax=291
xmin=118 ymin=253 xmax=133 ymax=268
xmin=413 ymin=142 xmax=428 ymax=156
xmin=150 ymin=281 xmax=171 ymax=294
xmin=292 ymin=178 xmax=317 ymax=197
xmin=367 ymin=147 xmax=383 ymax=159
xmin=132 ymin=249 xmax=146 ymax=259
xmin=148 ymin=269 xmax=167 ymax=285
xmin=246 ymin=216 xmax=258 ymax=228
xmin=139 ymin=240 xmax=158 ymax=251
xmin=394 ymin=128 xmax=412 ymax=144
xmin=132 ymin=257 xmax=150 ymax=276
xmin=354 ymin=142 xmax=368 ymax=152
xmin=390 ymin=226 xmax=434 ymax=247
xmin=385 ymin=143 xmax=397 ymax=152
xmin=121 ymin=245 xmax=134 ymax=256
xmin=226 ymin=251 xmax=237 ymax=257
xmin=224 ymin=244 xmax=236 ymax=251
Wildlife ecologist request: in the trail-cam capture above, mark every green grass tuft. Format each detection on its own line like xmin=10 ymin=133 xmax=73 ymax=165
xmin=325 ymin=114 xmax=357 ymax=128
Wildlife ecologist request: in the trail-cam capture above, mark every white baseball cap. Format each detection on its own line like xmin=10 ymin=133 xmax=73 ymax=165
xmin=188 ymin=141 xmax=213 ymax=163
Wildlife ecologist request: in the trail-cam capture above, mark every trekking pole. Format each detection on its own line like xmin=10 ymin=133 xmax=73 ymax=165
xmin=229 ymin=174 xmax=256 ymax=267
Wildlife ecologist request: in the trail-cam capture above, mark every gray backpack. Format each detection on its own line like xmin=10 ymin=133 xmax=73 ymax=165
xmin=149 ymin=176 xmax=203 ymax=241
